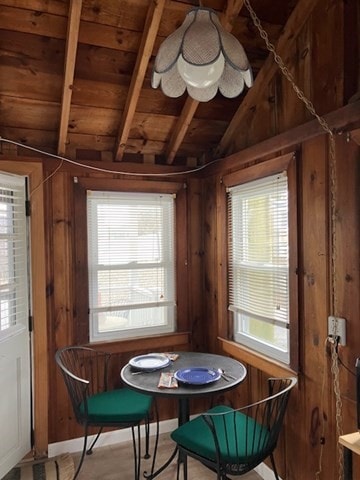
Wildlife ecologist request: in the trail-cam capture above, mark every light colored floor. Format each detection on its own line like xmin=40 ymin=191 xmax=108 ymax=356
xmin=74 ymin=433 xmax=262 ymax=480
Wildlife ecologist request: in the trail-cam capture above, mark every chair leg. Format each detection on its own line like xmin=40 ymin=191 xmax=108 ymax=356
xmin=176 ymin=456 xmax=181 ymax=480
xmin=270 ymin=453 xmax=280 ymax=480
xmin=131 ymin=425 xmax=142 ymax=480
xmin=144 ymin=413 xmax=150 ymax=459
xmin=137 ymin=424 xmax=142 ymax=480
xmin=73 ymin=425 xmax=89 ymax=480
xmin=86 ymin=427 xmax=103 ymax=455
xmin=176 ymin=449 xmax=187 ymax=480
xmin=183 ymin=456 xmax=188 ymax=480
xmin=149 ymin=400 xmax=159 ymax=476
xmin=131 ymin=427 xmax=137 ymax=480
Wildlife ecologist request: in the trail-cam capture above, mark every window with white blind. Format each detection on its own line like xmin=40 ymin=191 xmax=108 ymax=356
xmin=0 ymin=173 xmax=29 ymax=339
xmin=228 ymin=172 xmax=290 ymax=363
xmin=87 ymin=191 xmax=176 ymax=341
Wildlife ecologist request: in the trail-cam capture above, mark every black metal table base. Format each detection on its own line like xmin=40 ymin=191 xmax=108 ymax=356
xmin=120 ymin=352 xmax=247 ymax=480
xmin=143 ymin=447 xmax=178 ymax=479
xmin=143 ymin=398 xmax=189 ymax=480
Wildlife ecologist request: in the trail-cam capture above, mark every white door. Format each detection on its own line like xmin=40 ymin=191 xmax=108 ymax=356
xmin=0 ymin=173 xmax=31 ymax=478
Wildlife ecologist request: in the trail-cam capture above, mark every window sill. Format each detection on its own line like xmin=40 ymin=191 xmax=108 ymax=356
xmin=86 ymin=331 xmax=190 ymax=354
xmin=218 ymin=337 xmax=297 ymax=378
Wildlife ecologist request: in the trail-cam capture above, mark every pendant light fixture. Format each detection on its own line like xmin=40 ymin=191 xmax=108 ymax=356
xmin=151 ymin=7 xmax=253 ymax=102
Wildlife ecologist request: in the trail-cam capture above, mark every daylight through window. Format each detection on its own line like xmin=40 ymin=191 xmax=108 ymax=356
xmin=228 ymin=172 xmax=290 ymax=363
xmin=0 ymin=174 xmax=28 ymax=338
xmin=87 ymin=191 xmax=176 ymax=341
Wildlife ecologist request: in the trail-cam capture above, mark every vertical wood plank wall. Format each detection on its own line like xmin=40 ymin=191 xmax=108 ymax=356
xmin=40 ymin=112 xmax=359 ymax=480
xmin=202 ymin=133 xmax=360 ymax=480
xmin=45 ymin=171 xmax=205 ymax=443
xmin=201 ymin=1 xmax=360 ymax=478
xmin=0 ymin=0 xmax=358 ymax=478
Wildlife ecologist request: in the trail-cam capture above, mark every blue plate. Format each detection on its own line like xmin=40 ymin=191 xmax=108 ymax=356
xmin=174 ymin=367 xmax=221 ymax=385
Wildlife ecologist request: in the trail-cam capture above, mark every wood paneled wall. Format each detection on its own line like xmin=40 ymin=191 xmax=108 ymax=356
xmin=0 ymin=0 xmax=359 ymax=477
xmin=202 ymin=129 xmax=360 ymax=480
xmin=199 ymin=0 xmax=360 ymax=477
xmin=45 ymin=171 xmax=206 ymax=444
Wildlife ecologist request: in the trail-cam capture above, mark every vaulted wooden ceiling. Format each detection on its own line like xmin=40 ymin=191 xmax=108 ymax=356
xmin=0 ymin=0 xmax=315 ymax=167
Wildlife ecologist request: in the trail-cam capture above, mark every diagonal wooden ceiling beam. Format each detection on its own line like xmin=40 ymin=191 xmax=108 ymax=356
xmin=115 ymin=0 xmax=166 ymax=161
xmin=216 ymin=0 xmax=322 ymax=158
xmin=165 ymin=0 xmax=245 ymax=165
xmin=166 ymin=98 xmax=200 ymax=164
xmin=58 ymin=0 xmax=82 ymax=156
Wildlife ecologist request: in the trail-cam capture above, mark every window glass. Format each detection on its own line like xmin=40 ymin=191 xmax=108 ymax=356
xmin=228 ymin=172 xmax=290 ymax=363
xmin=0 ymin=173 xmax=28 ymax=338
xmin=87 ymin=191 xmax=176 ymax=341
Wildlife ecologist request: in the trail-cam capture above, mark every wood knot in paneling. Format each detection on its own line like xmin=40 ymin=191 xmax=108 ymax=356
xmin=310 ymin=171 xmax=317 ymax=183
xmin=306 ymin=273 xmax=315 ymax=286
xmin=46 ymin=282 xmax=54 ymax=298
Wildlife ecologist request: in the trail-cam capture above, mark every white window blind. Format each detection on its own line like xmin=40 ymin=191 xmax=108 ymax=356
xmin=87 ymin=191 xmax=176 ymax=341
xmin=0 ymin=173 xmax=28 ymax=338
xmin=228 ymin=172 xmax=289 ymax=363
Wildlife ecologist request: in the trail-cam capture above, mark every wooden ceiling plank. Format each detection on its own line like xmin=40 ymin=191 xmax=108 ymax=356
xmin=115 ymin=0 xmax=166 ymax=161
xmin=166 ymin=0 xmax=245 ymax=164
xmin=57 ymin=0 xmax=82 ymax=156
xmin=216 ymin=0 xmax=322 ymax=158
xmin=143 ymin=154 xmax=156 ymax=164
xmin=0 ymin=4 xmax=279 ymax=54
xmin=350 ymin=128 xmax=360 ymax=146
xmin=220 ymin=0 xmax=246 ymax=31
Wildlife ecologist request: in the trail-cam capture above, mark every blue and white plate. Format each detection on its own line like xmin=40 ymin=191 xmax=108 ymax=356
xmin=129 ymin=353 xmax=171 ymax=371
xmin=174 ymin=367 xmax=221 ymax=385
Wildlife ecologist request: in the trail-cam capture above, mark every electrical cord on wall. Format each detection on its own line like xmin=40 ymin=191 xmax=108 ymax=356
xmin=330 ymin=336 xmax=344 ymax=480
xmin=0 ymin=136 xmax=226 ymax=196
xmin=337 ymin=355 xmax=356 ymax=377
xmin=316 ymin=336 xmax=344 ymax=480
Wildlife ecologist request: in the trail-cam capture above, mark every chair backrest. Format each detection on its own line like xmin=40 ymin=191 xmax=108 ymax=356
xmin=55 ymin=346 xmax=111 ymax=424
xmin=202 ymin=377 xmax=297 ymax=475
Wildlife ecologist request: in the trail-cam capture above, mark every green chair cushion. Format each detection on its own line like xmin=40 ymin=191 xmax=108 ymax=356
xmin=80 ymin=388 xmax=152 ymax=424
xmin=171 ymin=405 xmax=269 ymax=464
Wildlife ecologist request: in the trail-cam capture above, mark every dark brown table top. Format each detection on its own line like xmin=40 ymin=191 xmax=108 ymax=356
xmin=120 ymin=351 xmax=247 ymax=399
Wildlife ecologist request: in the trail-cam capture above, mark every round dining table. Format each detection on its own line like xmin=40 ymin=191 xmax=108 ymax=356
xmin=120 ymin=351 xmax=247 ymax=479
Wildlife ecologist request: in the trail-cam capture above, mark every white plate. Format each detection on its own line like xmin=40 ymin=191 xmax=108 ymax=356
xmin=129 ymin=353 xmax=171 ymax=371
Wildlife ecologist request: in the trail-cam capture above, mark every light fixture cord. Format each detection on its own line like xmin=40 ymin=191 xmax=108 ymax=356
xmin=243 ymin=0 xmax=342 ymax=478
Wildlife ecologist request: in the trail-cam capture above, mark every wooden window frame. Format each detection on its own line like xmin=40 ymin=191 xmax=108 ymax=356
xmin=217 ymin=153 xmax=299 ymax=373
xmin=73 ymin=177 xmax=189 ymax=346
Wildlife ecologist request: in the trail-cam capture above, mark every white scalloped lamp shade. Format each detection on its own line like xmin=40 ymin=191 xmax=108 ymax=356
xmin=151 ymin=7 xmax=253 ymax=102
